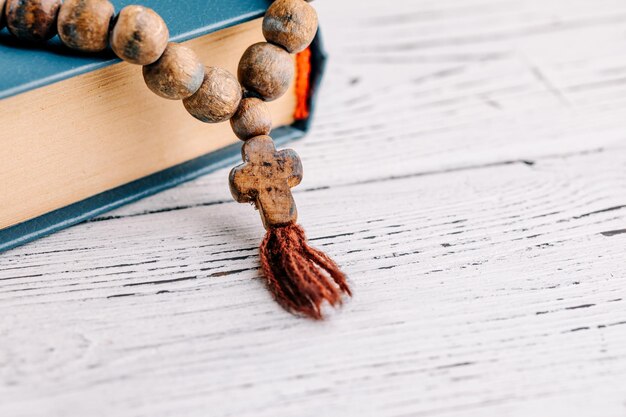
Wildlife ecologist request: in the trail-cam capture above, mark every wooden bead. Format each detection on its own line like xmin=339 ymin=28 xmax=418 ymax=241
xmin=110 ymin=5 xmax=169 ymax=65
xmin=183 ymin=67 xmax=243 ymax=124
xmin=142 ymin=43 xmax=205 ymax=100
xmin=57 ymin=0 xmax=115 ymax=52
xmin=229 ymin=135 xmax=303 ymax=229
xmin=5 ymin=0 xmax=62 ymax=42
xmin=230 ymin=98 xmax=272 ymax=141
xmin=238 ymin=42 xmax=294 ymax=102
xmin=263 ymin=0 xmax=318 ymax=54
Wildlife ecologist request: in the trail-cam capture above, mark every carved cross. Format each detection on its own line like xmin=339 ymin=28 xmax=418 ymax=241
xmin=229 ymin=135 xmax=303 ymax=229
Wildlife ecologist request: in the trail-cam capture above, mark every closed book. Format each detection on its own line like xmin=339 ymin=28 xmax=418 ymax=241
xmin=0 ymin=0 xmax=326 ymax=253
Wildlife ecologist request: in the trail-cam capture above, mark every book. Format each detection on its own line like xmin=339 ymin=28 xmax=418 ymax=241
xmin=0 ymin=0 xmax=326 ymax=253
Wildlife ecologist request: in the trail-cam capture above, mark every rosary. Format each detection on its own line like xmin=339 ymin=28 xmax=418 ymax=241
xmin=1 ymin=0 xmax=351 ymax=319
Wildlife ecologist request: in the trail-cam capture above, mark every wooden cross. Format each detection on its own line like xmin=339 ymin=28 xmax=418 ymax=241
xmin=229 ymin=135 xmax=303 ymax=229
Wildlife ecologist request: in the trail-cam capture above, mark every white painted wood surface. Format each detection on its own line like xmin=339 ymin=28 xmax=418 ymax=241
xmin=2 ymin=0 xmax=626 ymax=415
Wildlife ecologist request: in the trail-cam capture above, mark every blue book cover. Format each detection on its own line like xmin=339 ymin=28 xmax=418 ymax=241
xmin=0 ymin=0 xmax=326 ymax=252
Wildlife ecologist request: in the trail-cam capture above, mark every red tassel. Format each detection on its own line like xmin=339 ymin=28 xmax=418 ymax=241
xmin=259 ymin=223 xmax=351 ymax=319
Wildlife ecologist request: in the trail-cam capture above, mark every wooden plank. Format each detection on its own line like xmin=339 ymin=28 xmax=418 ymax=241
xmin=2 ymin=0 xmax=626 ymax=416
xmin=1 ymin=149 xmax=625 ymax=416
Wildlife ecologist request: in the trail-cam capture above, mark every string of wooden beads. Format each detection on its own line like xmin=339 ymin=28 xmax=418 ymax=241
xmin=1 ymin=0 xmax=352 ymax=320
xmin=1 ymin=0 xmax=318 ymax=228
xmin=1 ymin=0 xmax=316 ymax=107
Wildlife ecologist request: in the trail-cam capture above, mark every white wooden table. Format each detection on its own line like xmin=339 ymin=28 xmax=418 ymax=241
xmin=2 ymin=1 xmax=626 ymax=416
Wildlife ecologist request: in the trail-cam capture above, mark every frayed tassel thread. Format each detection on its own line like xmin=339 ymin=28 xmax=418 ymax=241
xmin=259 ymin=223 xmax=351 ymax=319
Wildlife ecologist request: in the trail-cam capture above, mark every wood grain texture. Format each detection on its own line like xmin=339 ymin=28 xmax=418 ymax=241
xmin=263 ymin=0 xmax=318 ymax=53
xmin=2 ymin=0 xmax=626 ymax=416
xmin=230 ymin=97 xmax=273 ymax=140
xmin=57 ymin=0 xmax=115 ymax=52
xmin=229 ymin=135 xmax=303 ymax=228
xmin=238 ymin=42 xmax=295 ymax=101
xmin=4 ymin=0 xmax=61 ymax=41
xmin=110 ymin=5 xmax=169 ymax=65
xmin=143 ymin=42 xmax=205 ymax=100
xmin=183 ymin=66 xmax=243 ymax=123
